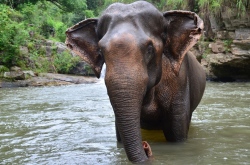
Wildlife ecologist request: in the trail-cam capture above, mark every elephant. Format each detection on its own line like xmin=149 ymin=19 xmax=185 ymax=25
xmin=65 ymin=1 xmax=206 ymax=163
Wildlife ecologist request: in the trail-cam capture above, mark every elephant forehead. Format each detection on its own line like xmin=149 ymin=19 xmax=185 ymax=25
xmin=104 ymin=1 xmax=157 ymax=15
xmin=98 ymin=2 xmax=164 ymax=40
xmin=100 ymin=32 xmax=138 ymax=52
xmin=100 ymin=1 xmax=163 ymax=27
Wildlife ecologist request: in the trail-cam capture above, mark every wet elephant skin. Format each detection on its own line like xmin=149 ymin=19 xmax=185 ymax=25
xmin=65 ymin=1 xmax=205 ymax=163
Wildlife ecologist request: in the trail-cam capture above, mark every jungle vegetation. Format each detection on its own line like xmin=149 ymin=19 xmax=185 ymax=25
xmin=0 ymin=0 xmax=249 ymax=73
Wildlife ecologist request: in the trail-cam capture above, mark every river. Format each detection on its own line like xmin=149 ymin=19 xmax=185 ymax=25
xmin=0 ymin=81 xmax=249 ymax=165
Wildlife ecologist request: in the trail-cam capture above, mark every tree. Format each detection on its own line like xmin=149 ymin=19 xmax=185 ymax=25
xmin=0 ymin=0 xmax=88 ymax=12
xmin=0 ymin=4 xmax=30 ymax=67
xmin=0 ymin=0 xmax=39 ymax=9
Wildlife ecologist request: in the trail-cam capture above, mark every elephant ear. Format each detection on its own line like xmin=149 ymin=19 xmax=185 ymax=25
xmin=163 ymin=10 xmax=204 ymax=75
xmin=65 ymin=19 xmax=104 ymax=78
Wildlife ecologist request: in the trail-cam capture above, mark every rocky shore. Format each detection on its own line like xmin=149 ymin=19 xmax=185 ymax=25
xmin=0 ymin=40 xmax=98 ymax=88
xmin=192 ymin=5 xmax=250 ymax=81
xmin=0 ymin=72 xmax=98 ymax=88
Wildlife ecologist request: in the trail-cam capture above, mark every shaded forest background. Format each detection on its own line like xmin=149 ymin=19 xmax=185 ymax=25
xmin=0 ymin=0 xmax=249 ymax=76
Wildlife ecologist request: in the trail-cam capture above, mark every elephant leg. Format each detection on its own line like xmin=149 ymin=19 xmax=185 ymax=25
xmin=161 ymin=83 xmax=192 ymax=142
xmin=115 ymin=120 xmax=122 ymax=142
xmin=162 ymin=99 xmax=191 ymax=142
xmin=162 ymin=113 xmax=190 ymax=142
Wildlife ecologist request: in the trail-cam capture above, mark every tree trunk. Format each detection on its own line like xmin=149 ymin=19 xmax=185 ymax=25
xmin=187 ymin=0 xmax=195 ymax=11
xmin=203 ymin=12 xmax=215 ymax=40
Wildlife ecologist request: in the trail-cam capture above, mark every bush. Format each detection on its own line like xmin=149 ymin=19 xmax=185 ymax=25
xmin=0 ymin=65 xmax=9 ymax=73
xmin=0 ymin=4 xmax=30 ymax=67
xmin=53 ymin=51 xmax=80 ymax=74
xmin=0 ymin=1 xmax=97 ymax=73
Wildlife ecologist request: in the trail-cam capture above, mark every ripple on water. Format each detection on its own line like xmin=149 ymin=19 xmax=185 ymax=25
xmin=0 ymin=82 xmax=250 ymax=164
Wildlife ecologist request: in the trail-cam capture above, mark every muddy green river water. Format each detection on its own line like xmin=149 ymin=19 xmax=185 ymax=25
xmin=0 ymin=81 xmax=249 ymax=164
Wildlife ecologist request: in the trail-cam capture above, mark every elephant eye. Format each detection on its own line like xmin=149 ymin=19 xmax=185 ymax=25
xmin=145 ymin=44 xmax=155 ymax=63
xmin=147 ymin=45 xmax=154 ymax=54
xmin=98 ymin=49 xmax=102 ymax=56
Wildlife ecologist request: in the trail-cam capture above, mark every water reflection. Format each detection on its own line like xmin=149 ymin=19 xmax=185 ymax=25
xmin=0 ymin=82 xmax=249 ymax=164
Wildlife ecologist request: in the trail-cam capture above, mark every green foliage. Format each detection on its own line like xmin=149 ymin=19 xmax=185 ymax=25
xmin=0 ymin=0 xmax=249 ymax=75
xmin=19 ymin=2 xmax=65 ymax=41
xmin=84 ymin=64 xmax=92 ymax=76
xmin=0 ymin=4 xmax=30 ymax=67
xmin=197 ymin=0 xmax=250 ymax=16
xmin=0 ymin=0 xmax=39 ymax=9
xmin=223 ymin=39 xmax=233 ymax=52
xmin=0 ymin=1 xmax=93 ymax=73
xmin=1 ymin=0 xmax=87 ymax=12
xmin=0 ymin=65 xmax=9 ymax=78
xmin=86 ymin=0 xmax=99 ymax=15
xmin=198 ymin=0 xmax=221 ymax=9
xmin=0 ymin=65 xmax=9 ymax=73
xmin=235 ymin=0 xmax=250 ymax=16
xmin=53 ymin=51 xmax=80 ymax=74
xmin=164 ymin=0 xmax=186 ymax=10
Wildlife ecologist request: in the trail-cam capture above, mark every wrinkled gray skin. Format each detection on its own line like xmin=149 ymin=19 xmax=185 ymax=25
xmin=66 ymin=1 xmax=206 ymax=163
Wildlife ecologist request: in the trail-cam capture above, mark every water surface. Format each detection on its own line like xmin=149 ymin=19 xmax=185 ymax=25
xmin=0 ymin=81 xmax=249 ymax=164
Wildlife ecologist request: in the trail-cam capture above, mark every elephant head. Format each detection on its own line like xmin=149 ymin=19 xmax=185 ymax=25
xmin=65 ymin=1 xmax=203 ymax=163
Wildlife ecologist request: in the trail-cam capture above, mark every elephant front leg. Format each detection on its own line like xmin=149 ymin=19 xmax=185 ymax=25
xmin=161 ymin=84 xmax=192 ymax=142
xmin=162 ymin=103 xmax=191 ymax=142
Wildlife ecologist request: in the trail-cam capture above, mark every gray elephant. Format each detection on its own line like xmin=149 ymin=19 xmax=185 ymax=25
xmin=65 ymin=1 xmax=206 ymax=163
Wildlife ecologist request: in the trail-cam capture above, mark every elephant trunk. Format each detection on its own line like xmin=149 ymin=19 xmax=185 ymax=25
xmin=105 ymin=76 xmax=149 ymax=163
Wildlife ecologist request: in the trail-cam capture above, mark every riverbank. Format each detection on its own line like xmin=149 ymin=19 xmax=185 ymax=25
xmin=0 ymin=73 xmax=98 ymax=88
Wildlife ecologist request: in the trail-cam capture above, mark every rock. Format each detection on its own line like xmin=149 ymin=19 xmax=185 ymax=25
xmin=216 ymin=31 xmax=235 ymax=40
xmin=38 ymin=73 xmax=98 ymax=84
xmin=45 ymin=46 xmax=52 ymax=57
xmin=216 ymin=31 xmax=228 ymax=40
xmin=3 ymin=69 xmax=36 ymax=80
xmin=209 ymin=40 xmax=226 ymax=53
xmin=46 ymin=40 xmax=53 ymax=47
xmin=235 ymin=29 xmax=250 ymax=40
xmin=221 ymin=7 xmax=250 ymax=30
xmin=199 ymin=5 xmax=250 ymax=81
xmin=55 ymin=42 xmax=68 ymax=54
xmin=19 ymin=46 xmax=29 ymax=55
xmin=209 ymin=14 xmax=220 ymax=32
xmin=10 ymin=66 xmax=21 ymax=72
xmin=23 ymin=70 xmax=35 ymax=77
xmin=231 ymin=46 xmax=250 ymax=56
xmin=69 ymin=62 xmax=95 ymax=76
xmin=0 ymin=73 xmax=98 ymax=88
xmin=4 ymin=71 xmax=25 ymax=80
xmin=23 ymin=70 xmax=36 ymax=79
xmin=228 ymin=32 xmax=236 ymax=39
xmin=231 ymin=40 xmax=250 ymax=56
xmin=201 ymin=52 xmax=250 ymax=81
